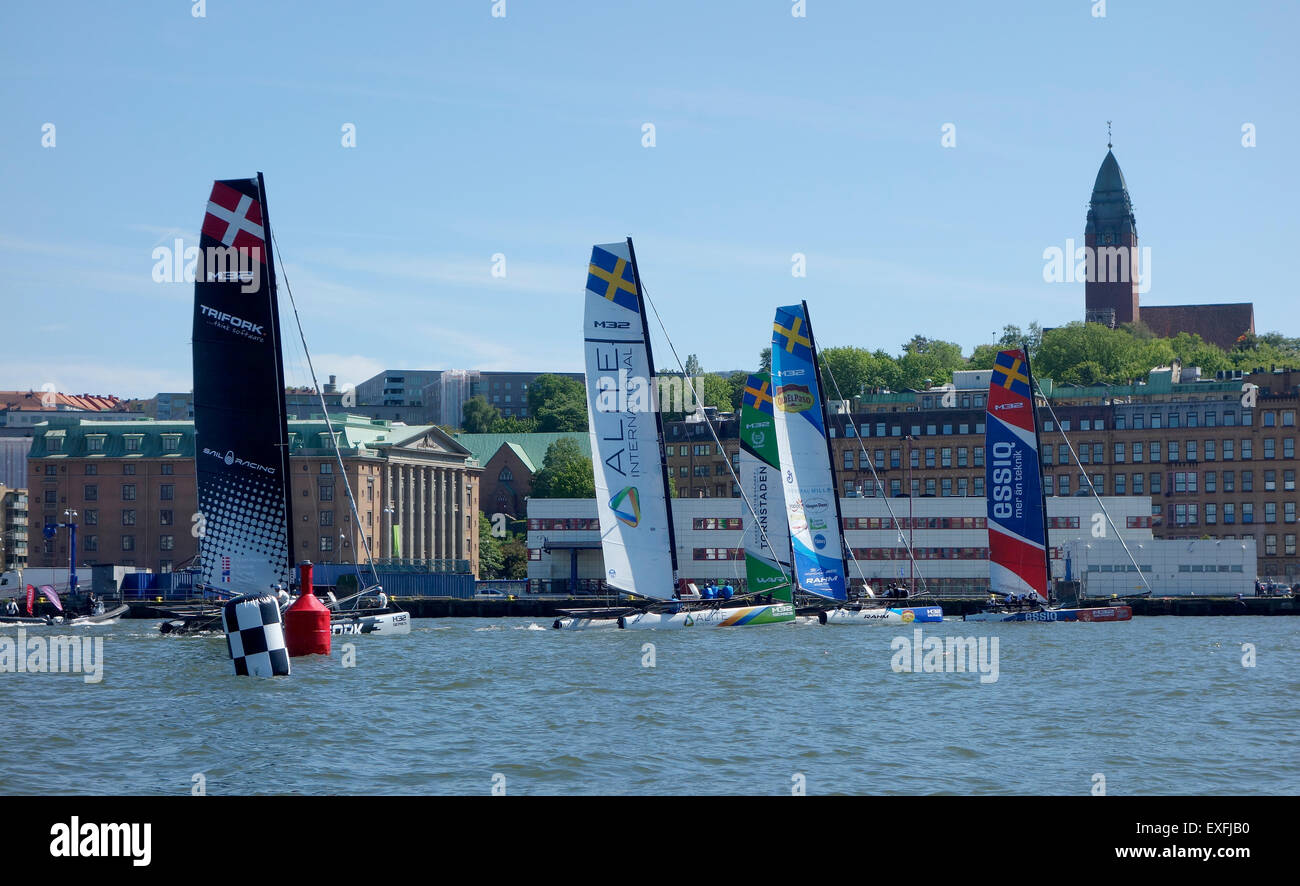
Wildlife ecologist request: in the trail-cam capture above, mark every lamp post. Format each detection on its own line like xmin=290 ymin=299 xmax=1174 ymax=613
xmin=43 ymin=509 xmax=79 ymax=599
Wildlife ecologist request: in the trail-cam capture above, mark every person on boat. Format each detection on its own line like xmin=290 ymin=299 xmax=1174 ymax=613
xmin=376 ymin=589 xmax=388 ymax=610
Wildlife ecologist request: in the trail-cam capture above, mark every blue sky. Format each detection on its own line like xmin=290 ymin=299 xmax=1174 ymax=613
xmin=2 ymin=1 xmax=1296 ymax=398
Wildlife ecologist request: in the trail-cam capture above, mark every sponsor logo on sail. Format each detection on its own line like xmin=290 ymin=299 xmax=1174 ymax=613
xmin=993 ymin=402 xmax=1023 ymax=411
xmin=901 ymin=609 xmax=915 ymax=624
xmin=202 ymin=447 xmax=276 ymax=475
xmin=609 ymin=486 xmax=641 ymax=527
xmin=750 ymin=430 xmax=765 ymax=447
xmin=788 ymin=502 xmax=808 ymax=532
xmin=775 ymin=384 xmax=814 ymax=413
xmin=813 ymin=533 xmax=827 ymax=550
xmin=199 ymin=304 xmax=265 ymax=341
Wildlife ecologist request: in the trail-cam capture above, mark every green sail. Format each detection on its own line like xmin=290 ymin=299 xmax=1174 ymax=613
xmin=739 ymin=373 xmax=793 ymax=604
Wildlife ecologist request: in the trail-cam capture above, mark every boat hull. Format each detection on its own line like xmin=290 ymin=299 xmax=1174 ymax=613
xmin=963 ymin=606 xmax=1133 ymax=623
xmin=619 ymin=603 xmax=796 ymax=630
xmin=820 ymin=606 xmax=944 ymax=625
xmin=329 ymin=610 xmax=411 ymax=636
xmin=552 ymin=617 xmax=622 ymax=630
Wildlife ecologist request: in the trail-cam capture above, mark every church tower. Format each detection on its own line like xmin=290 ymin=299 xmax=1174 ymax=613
xmin=1084 ymin=146 xmax=1140 ymax=328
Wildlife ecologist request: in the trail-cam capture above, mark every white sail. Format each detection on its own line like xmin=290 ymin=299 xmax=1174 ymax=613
xmin=583 ymin=241 xmax=676 ymax=600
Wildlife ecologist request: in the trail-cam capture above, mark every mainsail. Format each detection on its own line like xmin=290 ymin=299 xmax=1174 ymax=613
xmin=739 ymin=373 xmax=792 ymax=603
xmin=985 ymin=348 xmax=1050 ymax=601
xmin=583 ymin=240 xmax=677 ymax=600
xmin=192 ymin=175 xmax=295 ymax=595
xmin=769 ymin=303 xmax=847 ymax=601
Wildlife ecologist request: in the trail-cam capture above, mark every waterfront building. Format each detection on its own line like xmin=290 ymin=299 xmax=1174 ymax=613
xmin=354 ymin=369 xmax=586 ymax=428
xmin=25 ymin=415 xmax=482 ymax=576
xmin=0 ymin=484 xmax=28 ymax=571
xmin=454 ymin=432 xmax=591 ymax=519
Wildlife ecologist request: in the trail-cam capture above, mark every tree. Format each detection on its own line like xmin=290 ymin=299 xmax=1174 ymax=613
xmin=726 ymin=370 xmax=750 ymax=412
xmin=477 ymin=511 xmax=504 ymax=578
xmin=967 ymin=343 xmax=1002 ymax=370
xmin=462 ymin=396 xmax=500 ymax=433
xmin=499 ymin=538 xmax=529 ymax=579
xmin=819 ymin=346 xmax=899 ymax=398
xmin=758 ymin=347 xmax=771 ymax=373
xmin=528 ymin=374 xmax=588 ymax=432
xmin=489 ymin=415 xmax=539 ymax=434
xmin=699 ymin=373 xmax=735 ymax=411
xmin=529 ymin=438 xmax=595 ymax=499
xmin=684 ymin=354 xmax=703 ymax=378
xmin=897 ymin=336 xmax=965 ymax=389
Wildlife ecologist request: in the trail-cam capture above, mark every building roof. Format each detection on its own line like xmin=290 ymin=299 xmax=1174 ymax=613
xmin=0 ymin=391 xmax=122 ymax=412
xmin=1140 ymin=303 xmax=1256 ymax=351
xmin=1085 ymin=149 xmax=1137 ymax=236
xmin=453 ymin=432 xmax=591 ymax=472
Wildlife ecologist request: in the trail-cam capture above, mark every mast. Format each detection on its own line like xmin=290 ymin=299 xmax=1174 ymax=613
xmin=257 ymin=172 xmax=296 ymax=575
xmin=625 ymin=236 xmax=679 ymax=580
xmin=802 ymin=300 xmax=852 ymax=590
xmin=1023 ymin=346 xmax=1054 ymax=598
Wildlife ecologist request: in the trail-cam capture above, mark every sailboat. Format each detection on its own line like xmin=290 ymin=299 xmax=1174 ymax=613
xmin=161 ymin=174 xmax=408 ymax=636
xmin=768 ymin=303 xmax=942 ymax=625
xmin=964 ymin=348 xmax=1131 ymax=623
xmin=552 ymin=240 xmax=795 ymax=630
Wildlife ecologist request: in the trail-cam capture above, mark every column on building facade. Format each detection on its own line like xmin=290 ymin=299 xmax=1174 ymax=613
xmin=385 ymin=463 xmax=394 ymax=559
xmin=431 ymin=467 xmax=442 ymax=562
xmin=443 ymin=467 xmax=453 ymax=562
xmin=455 ymin=469 xmax=465 ymax=560
xmin=423 ymin=465 xmax=435 ymax=563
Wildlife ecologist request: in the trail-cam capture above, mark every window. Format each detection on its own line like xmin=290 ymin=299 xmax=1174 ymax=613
xmin=1114 ymin=474 xmax=1126 ymax=494
xmin=1132 ymin=442 xmax=1143 ymax=463
xmin=973 ymin=447 xmax=984 ymax=467
xmin=973 ymin=477 xmax=984 ymax=497
xmin=1092 ymin=442 xmax=1103 ymax=464
xmin=1044 ymin=446 xmax=1055 ymax=465
xmin=160 ymin=484 xmax=174 ymax=501
xmin=1284 ymin=411 xmax=1296 ymax=427
xmin=84 ymin=509 xmax=97 ymax=526
xmin=1169 ymin=441 xmax=1180 ymax=462
xmin=1150 ymin=473 xmax=1161 ymax=494
xmin=84 ymin=484 xmax=97 ymax=501
xmin=1242 ymin=439 xmax=1253 ymax=459
xmin=160 ymin=510 xmax=173 ymax=526
xmin=83 ymin=535 xmax=98 ymax=552
xmin=45 ymin=464 xmax=57 ymax=476
xmin=1186 ymin=440 xmax=1198 ymax=461
xmin=942 ymin=477 xmax=954 ymax=495
xmin=161 ymin=463 xmax=173 ymax=475
xmin=122 ymin=535 xmax=135 ymax=552
xmin=499 ymin=468 xmax=513 ymax=482
xmin=123 ymin=464 xmax=135 ymax=475
xmin=859 ymin=450 xmax=872 ymax=470
xmin=1152 ymin=413 xmax=1163 ymax=429
xmin=910 ymin=449 xmax=920 ymax=469
xmin=1287 ymin=534 xmax=1297 ymax=556
xmin=1114 ymin=443 xmax=1125 ymax=463
xmin=1263 ymin=439 xmax=1275 ymax=459
xmin=890 ymin=479 xmax=902 ymax=497
xmin=44 ymin=490 xmax=56 ymax=504
xmin=1243 ymin=503 xmax=1254 ymax=524
xmin=124 ymin=435 xmax=142 ymax=452
xmin=1265 ymin=470 xmax=1276 ymax=491
xmin=1264 ymin=535 xmax=1276 ymax=556
xmin=1286 ymin=439 xmax=1295 ymax=458
xmin=1205 ymin=503 xmax=1217 ymax=525
xmin=957 ymin=477 xmax=968 ymax=496
xmin=320 ymin=462 xmax=332 ymax=474
xmin=1224 ymin=470 xmax=1235 ymax=492
xmin=1057 ymin=475 xmax=1070 ymax=496
xmin=1187 ymin=412 xmax=1199 ymax=428
xmin=1134 ymin=414 xmax=1145 ymax=430
xmin=122 ymin=484 xmax=136 ymax=501
xmin=162 ymin=435 xmax=180 ymax=452
xmin=320 ymin=511 xmax=334 ymax=527
xmin=160 ymin=535 xmax=175 ymax=551
xmin=1285 ymin=470 xmax=1296 ymax=492
xmin=1224 ymin=503 xmax=1235 ymax=524
xmin=320 ymin=536 xmax=334 ymax=552
xmin=843 ymin=450 xmax=853 ymax=470
xmin=1115 ymin=415 xmax=1126 ymax=430
xmin=1264 ymin=412 xmax=1276 ymax=427
xmin=941 ymin=448 xmax=952 ymax=468
xmin=86 ymin=435 xmax=105 ymax=452
xmin=1133 ymin=472 xmax=1144 ymax=495
xmin=1168 ymin=413 xmax=1180 ymax=428
xmin=890 ymin=450 xmax=901 ymax=469
xmin=1092 ymin=474 xmax=1105 ymax=494
xmin=1225 ymin=411 xmax=1237 ymax=426
xmin=1081 ymin=419 xmax=1091 ymax=431
xmin=319 ymin=484 xmax=334 ymax=501
xmin=1150 ymin=441 xmax=1161 ymax=463
xmin=85 ymin=464 xmax=97 ymax=475
xmin=924 ymin=478 xmax=936 ymax=496
xmin=122 ymin=509 xmax=136 ymax=526
xmin=1205 ymin=440 xmax=1216 ymax=461
xmin=1243 ymin=471 xmax=1253 ymax=492
xmin=925 ymin=449 xmax=936 ymax=469
xmin=1206 ymin=412 xmax=1217 ymax=427
xmin=1205 ymin=471 xmax=1216 ymax=493
xmin=1265 ymin=502 xmax=1277 ymax=524
xmin=1223 ymin=440 xmax=1234 ymax=460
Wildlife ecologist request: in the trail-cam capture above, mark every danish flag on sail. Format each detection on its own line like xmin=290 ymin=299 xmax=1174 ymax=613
xmin=202 ymin=180 xmax=266 ymax=256
xmin=985 ymin=349 xmax=1050 ymax=602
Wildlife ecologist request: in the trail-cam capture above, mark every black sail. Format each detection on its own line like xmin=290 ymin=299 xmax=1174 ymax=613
xmin=191 ymin=174 xmax=295 ymax=594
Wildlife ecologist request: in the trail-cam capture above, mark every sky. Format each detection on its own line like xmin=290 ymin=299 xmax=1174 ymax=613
xmin=1 ymin=0 xmax=1296 ymax=399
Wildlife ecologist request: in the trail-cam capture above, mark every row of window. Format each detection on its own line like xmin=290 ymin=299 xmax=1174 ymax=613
xmin=46 ymin=434 xmax=183 ymax=454
xmin=1167 ymin=501 xmax=1298 ymax=527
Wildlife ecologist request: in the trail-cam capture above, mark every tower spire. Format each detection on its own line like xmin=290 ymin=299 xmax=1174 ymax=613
xmin=1107 ymin=120 xmax=1112 ymax=150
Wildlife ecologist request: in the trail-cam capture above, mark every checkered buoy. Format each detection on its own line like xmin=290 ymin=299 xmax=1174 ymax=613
xmin=285 ymin=561 xmax=331 ymax=657
xmin=222 ymin=593 xmax=291 ymax=677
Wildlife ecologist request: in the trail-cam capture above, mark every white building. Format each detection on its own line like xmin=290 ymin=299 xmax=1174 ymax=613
xmin=1062 ymin=538 xmax=1255 ymax=597
xmin=527 ymin=496 xmax=1159 ymax=596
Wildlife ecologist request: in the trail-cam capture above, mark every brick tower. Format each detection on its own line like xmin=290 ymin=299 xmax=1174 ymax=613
xmin=1084 ymin=146 xmax=1140 ymax=328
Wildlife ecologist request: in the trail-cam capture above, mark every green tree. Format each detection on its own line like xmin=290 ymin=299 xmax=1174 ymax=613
xmin=462 ymin=396 xmax=500 ymax=433
xmin=1168 ymin=333 xmax=1230 ymax=375
xmin=477 ymin=511 xmax=504 ymax=578
xmin=758 ymin=347 xmax=771 ymax=373
xmin=528 ymin=374 xmax=588 ymax=432
xmin=726 ymin=370 xmax=750 ymax=412
xmin=699 ymin=373 xmax=735 ymax=411
xmin=489 ymin=415 xmax=540 ymax=434
xmin=1034 ymin=322 xmax=1135 ymax=386
xmin=897 ymin=336 xmax=965 ymax=389
xmin=684 ymin=354 xmax=703 ymax=378
xmin=529 ymin=438 xmax=596 ymax=499
xmin=967 ymin=343 xmax=1002 ymax=370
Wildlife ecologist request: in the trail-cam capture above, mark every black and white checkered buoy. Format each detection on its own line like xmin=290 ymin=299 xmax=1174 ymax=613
xmin=222 ymin=593 xmax=291 ymax=677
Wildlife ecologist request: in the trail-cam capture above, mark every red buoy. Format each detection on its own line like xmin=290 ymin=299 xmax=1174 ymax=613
xmin=285 ymin=561 xmax=331 ymax=656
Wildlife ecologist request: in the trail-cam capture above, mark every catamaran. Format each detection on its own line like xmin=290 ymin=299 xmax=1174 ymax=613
xmin=964 ymin=348 xmax=1131 ymax=623
xmin=552 ymin=240 xmax=795 ymax=630
xmin=161 ymin=174 xmax=408 ymax=637
xmin=769 ymin=302 xmax=942 ymax=625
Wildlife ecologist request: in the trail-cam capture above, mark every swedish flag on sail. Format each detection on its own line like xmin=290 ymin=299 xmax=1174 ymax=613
xmin=742 ymin=374 xmax=774 ymax=416
xmin=587 ymin=245 xmax=640 ymax=313
xmin=992 ymin=350 xmax=1033 ymax=399
xmin=773 ymin=306 xmax=814 ymax=361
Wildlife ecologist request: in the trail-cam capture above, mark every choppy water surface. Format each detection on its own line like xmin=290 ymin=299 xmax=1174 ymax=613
xmin=1 ymin=616 xmax=1296 ymax=795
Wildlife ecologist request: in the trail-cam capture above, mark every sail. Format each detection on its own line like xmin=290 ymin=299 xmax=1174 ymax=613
xmin=739 ymin=373 xmax=792 ymax=603
xmin=583 ymin=240 xmax=676 ymax=600
xmin=192 ymin=176 xmax=295 ymax=595
xmin=985 ymin=348 xmax=1050 ymax=601
xmin=769 ymin=304 xmax=847 ymax=601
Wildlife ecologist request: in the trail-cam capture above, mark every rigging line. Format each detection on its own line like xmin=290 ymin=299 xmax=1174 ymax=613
xmin=1035 ymin=385 xmax=1152 ymax=594
xmin=271 ymin=229 xmax=381 ymax=592
xmin=821 ymin=364 xmax=932 ymax=598
xmin=637 ymin=281 xmax=793 ymax=591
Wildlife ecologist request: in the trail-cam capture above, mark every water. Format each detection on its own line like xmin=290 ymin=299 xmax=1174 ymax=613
xmin=1 ymin=616 xmax=1296 ymax=795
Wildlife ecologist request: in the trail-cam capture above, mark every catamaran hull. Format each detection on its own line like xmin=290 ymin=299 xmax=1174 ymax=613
xmin=963 ymin=606 xmax=1132 ymax=623
xmin=552 ymin=617 xmax=622 ymax=630
xmin=619 ymin=603 xmax=796 ymax=630
xmin=820 ymin=606 xmax=944 ymax=625
xmin=330 ymin=611 xmax=411 ymax=635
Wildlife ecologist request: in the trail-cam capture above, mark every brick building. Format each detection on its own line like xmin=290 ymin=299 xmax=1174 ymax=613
xmin=25 ymin=415 xmax=482 ymax=576
xmin=455 ymin=432 xmax=591 ymax=518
